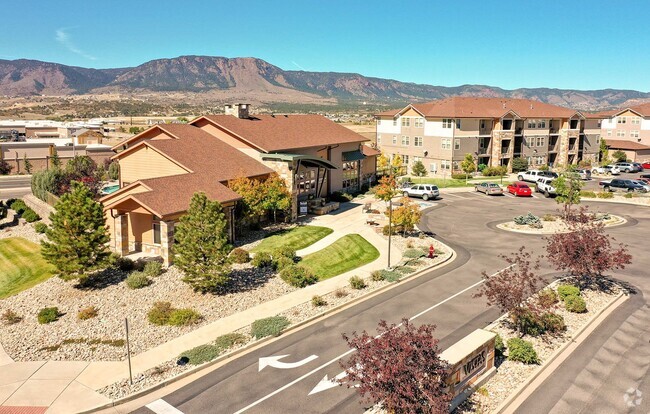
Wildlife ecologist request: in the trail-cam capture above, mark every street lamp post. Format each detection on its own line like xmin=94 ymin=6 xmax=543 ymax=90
xmin=387 ymin=198 xmax=392 ymax=268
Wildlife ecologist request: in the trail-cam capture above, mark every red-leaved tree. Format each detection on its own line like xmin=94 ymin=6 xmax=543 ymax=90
xmin=473 ymin=247 xmax=545 ymax=332
xmin=339 ymin=319 xmax=451 ymax=413
xmin=545 ymin=207 xmax=631 ymax=285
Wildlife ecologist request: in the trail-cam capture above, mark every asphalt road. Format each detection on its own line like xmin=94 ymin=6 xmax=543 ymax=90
xmin=133 ymin=191 xmax=649 ymax=414
xmin=0 ymin=175 xmax=32 ymax=199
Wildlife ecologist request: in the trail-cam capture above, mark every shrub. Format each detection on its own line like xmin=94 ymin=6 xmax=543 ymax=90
xmin=38 ymin=307 xmax=60 ymax=324
xmin=329 ymin=191 xmax=353 ymax=202
xmin=380 ymin=269 xmax=401 ymax=282
xmin=596 ymin=191 xmax=614 ymax=199
xmin=274 ymin=255 xmax=295 ymax=272
xmin=279 ymin=265 xmax=318 ymax=288
xmin=382 ymin=224 xmax=404 ymax=236
xmin=311 ymin=295 xmax=328 ymax=307
xmin=6 ymin=198 xmax=16 ymax=207
xmin=147 ymin=301 xmax=174 ymax=325
xmin=126 ymin=271 xmax=151 ymax=289
xmin=513 ymin=212 xmax=542 ymax=228
xmin=181 ymin=344 xmax=221 ymax=365
xmin=77 ymin=306 xmax=98 ymax=320
xmin=557 ymin=284 xmax=580 ymax=301
xmin=272 ymin=246 xmax=296 ymax=260
xmin=2 ymin=309 xmax=22 ymax=325
xmin=540 ymin=312 xmax=566 ymax=333
xmin=541 ymin=214 xmax=557 ymax=222
xmin=371 ymin=270 xmax=384 ymax=282
xmin=580 ymin=190 xmax=597 ymax=198
xmin=143 ymin=261 xmax=163 ymax=277
xmin=214 ymin=333 xmax=247 ymax=351
xmin=405 ymin=239 xmax=414 ymax=248
xmin=229 ymin=247 xmax=250 ymax=264
xmin=507 ymin=338 xmax=539 ymax=364
xmin=396 ymin=266 xmax=415 ymax=275
xmin=451 ymin=173 xmax=468 ymax=180
xmin=537 ymin=288 xmax=559 ymax=308
xmin=494 ymin=333 xmax=505 ymax=356
xmin=482 ymin=166 xmax=507 ymax=177
xmin=565 ymin=295 xmax=587 ymax=313
xmin=21 ymin=208 xmax=40 ymax=223
xmin=477 ymin=163 xmax=487 ymax=172
xmin=334 ymin=288 xmax=348 ymax=298
xmin=168 ymin=309 xmax=202 ymax=326
xmin=114 ymin=257 xmax=135 ymax=272
xmin=349 ymin=276 xmax=367 ymax=290
xmin=624 ymin=192 xmax=635 ymax=199
xmin=403 ymin=248 xmax=425 ymax=259
xmin=9 ymin=199 xmax=27 ymax=214
xmin=251 ymin=316 xmax=290 ymax=339
xmin=34 ymin=222 xmax=48 ymax=233
xmin=252 ymin=251 xmax=274 ymax=268
xmin=514 ymin=310 xmax=546 ymax=337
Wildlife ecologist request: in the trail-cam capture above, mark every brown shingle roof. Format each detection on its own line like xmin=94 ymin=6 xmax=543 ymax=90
xmin=151 ymin=124 xmax=272 ymax=181
xmin=629 ymin=102 xmax=650 ymax=117
xmin=375 ymin=97 xmax=580 ymax=119
xmin=605 ymin=139 xmax=650 ymax=151
xmin=195 ymin=114 xmax=368 ymax=152
xmin=361 ymin=145 xmax=381 ymax=157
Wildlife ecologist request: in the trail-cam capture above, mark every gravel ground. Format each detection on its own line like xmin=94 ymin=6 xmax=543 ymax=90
xmin=0 ymin=211 xmax=46 ymax=244
xmin=455 ymin=279 xmax=622 ymax=414
xmin=497 ymin=213 xmax=625 ymax=234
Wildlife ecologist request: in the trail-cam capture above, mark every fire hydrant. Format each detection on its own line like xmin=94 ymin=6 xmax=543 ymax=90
xmin=428 ymin=244 xmax=435 ymax=258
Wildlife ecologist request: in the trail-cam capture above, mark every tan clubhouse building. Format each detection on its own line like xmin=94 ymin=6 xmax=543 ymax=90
xmin=375 ymin=97 xmax=602 ymax=174
xmin=102 ymin=104 xmax=377 ymax=265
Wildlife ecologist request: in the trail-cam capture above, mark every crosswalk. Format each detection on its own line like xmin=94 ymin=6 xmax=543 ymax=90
xmin=145 ymin=399 xmax=184 ymax=414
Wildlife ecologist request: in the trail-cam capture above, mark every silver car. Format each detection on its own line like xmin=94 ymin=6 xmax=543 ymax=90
xmin=403 ymin=184 xmax=440 ymax=201
xmin=475 ymin=182 xmax=503 ymax=195
xmin=631 ymin=180 xmax=650 ymax=192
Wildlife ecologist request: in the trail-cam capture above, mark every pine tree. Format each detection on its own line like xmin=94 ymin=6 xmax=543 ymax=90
xmin=23 ymin=153 xmax=32 ymax=174
xmin=41 ymin=181 xmax=110 ymax=280
xmin=174 ymin=192 xmax=231 ymax=293
xmin=411 ymin=160 xmax=427 ymax=181
xmin=50 ymin=148 xmax=61 ymax=169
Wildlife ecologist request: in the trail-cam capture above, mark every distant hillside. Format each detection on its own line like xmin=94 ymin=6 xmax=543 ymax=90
xmin=1 ymin=56 xmax=649 ymax=111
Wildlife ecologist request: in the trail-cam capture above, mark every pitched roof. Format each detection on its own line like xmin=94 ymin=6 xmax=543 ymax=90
xmin=605 ymin=139 xmax=650 ymax=151
xmin=628 ymin=102 xmax=650 ymax=117
xmin=194 ymin=114 xmax=368 ymax=152
xmin=361 ymin=144 xmax=381 ymax=157
xmin=375 ymin=97 xmax=580 ymax=119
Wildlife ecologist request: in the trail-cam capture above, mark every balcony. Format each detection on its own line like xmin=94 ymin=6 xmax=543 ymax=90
xmin=479 ymin=127 xmax=493 ymax=136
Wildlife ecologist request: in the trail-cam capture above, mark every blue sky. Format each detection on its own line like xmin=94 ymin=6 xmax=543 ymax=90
xmin=3 ymin=0 xmax=648 ymax=91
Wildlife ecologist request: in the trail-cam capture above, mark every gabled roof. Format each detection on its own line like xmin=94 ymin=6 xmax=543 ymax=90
xmin=192 ymin=114 xmax=368 ymax=153
xmin=375 ymin=97 xmax=581 ymax=119
xmin=605 ymin=139 xmax=650 ymax=151
xmin=361 ymin=145 xmax=381 ymax=157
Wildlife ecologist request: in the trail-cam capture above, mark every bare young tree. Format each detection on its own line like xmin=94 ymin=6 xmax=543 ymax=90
xmin=339 ymin=319 xmax=451 ymax=414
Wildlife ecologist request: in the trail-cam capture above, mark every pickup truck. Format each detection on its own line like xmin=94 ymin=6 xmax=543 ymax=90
xmin=517 ymin=170 xmax=558 ymax=183
xmin=599 ymin=178 xmax=648 ymax=192
xmin=535 ymin=178 xmax=556 ymax=197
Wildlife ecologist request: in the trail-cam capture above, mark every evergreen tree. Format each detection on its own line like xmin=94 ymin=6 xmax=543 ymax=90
xmin=174 ymin=192 xmax=232 ymax=293
xmin=411 ymin=160 xmax=427 ymax=181
xmin=50 ymin=148 xmax=61 ymax=169
xmin=23 ymin=153 xmax=32 ymax=174
xmin=599 ymin=138 xmax=610 ymax=165
xmin=108 ymin=161 xmax=120 ymax=180
xmin=41 ymin=182 xmax=110 ymax=280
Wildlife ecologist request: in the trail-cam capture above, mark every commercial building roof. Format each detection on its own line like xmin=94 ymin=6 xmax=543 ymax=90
xmin=605 ymin=139 xmax=650 ymax=151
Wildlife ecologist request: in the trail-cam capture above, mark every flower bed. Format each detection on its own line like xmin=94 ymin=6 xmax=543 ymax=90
xmin=497 ymin=213 xmax=625 ymax=234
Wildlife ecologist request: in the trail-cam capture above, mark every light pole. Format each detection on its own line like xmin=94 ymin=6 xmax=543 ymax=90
xmin=387 ymin=197 xmax=392 ymax=268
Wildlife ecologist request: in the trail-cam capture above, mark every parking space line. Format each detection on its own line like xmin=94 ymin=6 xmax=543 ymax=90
xmin=146 ymin=399 xmax=184 ymax=414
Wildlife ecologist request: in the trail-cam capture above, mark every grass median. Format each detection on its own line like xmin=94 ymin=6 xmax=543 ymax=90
xmin=300 ymin=234 xmax=379 ymax=280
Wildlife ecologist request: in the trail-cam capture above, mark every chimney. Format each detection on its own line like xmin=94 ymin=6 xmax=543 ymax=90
xmin=224 ymin=103 xmax=250 ymax=119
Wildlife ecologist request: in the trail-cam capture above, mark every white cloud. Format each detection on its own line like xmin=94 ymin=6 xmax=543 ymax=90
xmin=55 ymin=28 xmax=96 ymax=60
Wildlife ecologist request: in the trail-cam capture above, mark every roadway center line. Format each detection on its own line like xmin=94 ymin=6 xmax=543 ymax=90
xmin=233 ymin=264 xmax=514 ymax=413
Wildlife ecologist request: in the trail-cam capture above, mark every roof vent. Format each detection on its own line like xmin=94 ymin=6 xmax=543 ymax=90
xmin=502 ymin=103 xmax=506 ymax=109
xmin=530 ymin=104 xmax=534 ymax=109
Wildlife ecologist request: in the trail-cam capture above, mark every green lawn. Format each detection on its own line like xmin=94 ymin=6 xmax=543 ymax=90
xmin=300 ymin=234 xmax=380 ymax=280
xmin=252 ymin=225 xmax=333 ymax=253
xmin=0 ymin=237 xmax=54 ymax=299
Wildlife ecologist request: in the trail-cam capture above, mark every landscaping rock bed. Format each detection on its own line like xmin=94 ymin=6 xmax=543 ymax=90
xmin=497 ymin=213 xmax=625 ymax=234
xmin=455 ymin=280 xmax=623 ymax=414
xmin=0 ymin=213 xmax=45 ymax=244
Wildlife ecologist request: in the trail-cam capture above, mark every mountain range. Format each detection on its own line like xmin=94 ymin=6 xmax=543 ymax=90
xmin=1 ymin=56 xmax=649 ymax=111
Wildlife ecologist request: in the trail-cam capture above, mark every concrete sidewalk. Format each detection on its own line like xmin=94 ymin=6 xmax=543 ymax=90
xmin=0 ymin=198 xmax=406 ymax=414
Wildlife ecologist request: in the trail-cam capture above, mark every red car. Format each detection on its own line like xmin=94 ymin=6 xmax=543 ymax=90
xmin=507 ymin=182 xmax=532 ymax=197
xmin=642 ymin=162 xmax=650 ymax=169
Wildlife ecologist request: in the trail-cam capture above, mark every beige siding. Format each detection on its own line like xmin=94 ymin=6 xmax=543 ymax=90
xmin=120 ymin=145 xmax=188 ymax=184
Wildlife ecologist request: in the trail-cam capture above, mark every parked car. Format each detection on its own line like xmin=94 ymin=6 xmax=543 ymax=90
xmin=592 ymin=165 xmax=621 ymax=175
xmin=614 ymin=162 xmax=641 ymax=173
xmin=637 ymin=177 xmax=650 ymax=185
xmin=517 ymin=170 xmax=558 ymax=182
xmin=633 ymin=162 xmax=644 ymax=171
xmin=641 ymin=162 xmax=650 ymax=169
xmin=507 ymin=182 xmax=533 ymax=197
xmin=575 ymin=169 xmax=592 ymax=180
xmin=535 ymin=178 xmax=556 ymax=197
xmin=402 ymin=184 xmax=440 ymax=200
xmin=601 ymin=179 xmax=648 ymax=192
xmin=631 ymin=180 xmax=650 ymax=192
xmin=475 ymin=182 xmax=503 ymax=195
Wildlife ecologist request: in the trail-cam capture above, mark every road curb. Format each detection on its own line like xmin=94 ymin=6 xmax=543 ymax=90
xmin=493 ymin=289 xmax=628 ymax=414
xmin=84 ymin=242 xmax=457 ymax=413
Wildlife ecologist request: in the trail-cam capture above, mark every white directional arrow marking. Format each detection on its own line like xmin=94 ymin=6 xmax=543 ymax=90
xmin=258 ymin=354 xmax=318 ymax=371
xmin=308 ymin=371 xmax=348 ymax=395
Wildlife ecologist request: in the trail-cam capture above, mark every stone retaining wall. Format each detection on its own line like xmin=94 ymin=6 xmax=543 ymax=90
xmin=23 ymin=194 xmax=54 ymax=224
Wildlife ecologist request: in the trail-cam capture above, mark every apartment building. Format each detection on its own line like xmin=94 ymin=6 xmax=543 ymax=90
xmin=599 ymin=102 xmax=650 ymax=146
xmin=375 ymin=97 xmax=601 ymax=174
